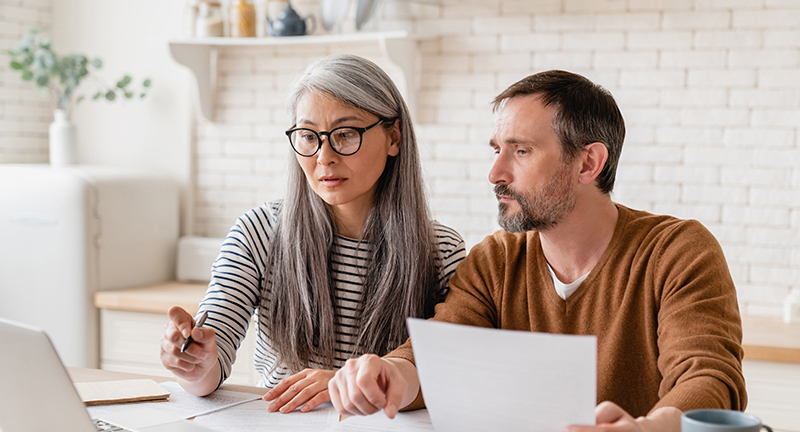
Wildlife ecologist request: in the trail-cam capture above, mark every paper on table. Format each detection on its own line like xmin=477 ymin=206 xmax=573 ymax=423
xmin=87 ymin=381 xmax=261 ymax=420
xmin=325 ymin=410 xmax=433 ymax=432
xmin=407 ymin=318 xmax=596 ymax=432
xmin=192 ymin=399 xmax=340 ymax=431
xmin=74 ymin=379 xmax=170 ymax=406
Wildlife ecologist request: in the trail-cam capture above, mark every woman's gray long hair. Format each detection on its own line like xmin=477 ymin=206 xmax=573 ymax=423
xmin=266 ymin=54 xmax=438 ymax=372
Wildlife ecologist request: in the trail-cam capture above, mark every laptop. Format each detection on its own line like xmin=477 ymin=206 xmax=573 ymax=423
xmin=0 ymin=317 xmax=217 ymax=432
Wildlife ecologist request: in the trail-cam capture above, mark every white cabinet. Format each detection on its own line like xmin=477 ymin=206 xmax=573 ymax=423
xmin=743 ymin=360 xmax=800 ymax=432
xmin=99 ymin=309 xmax=259 ymax=385
xmin=95 ymin=282 xmax=260 ymax=386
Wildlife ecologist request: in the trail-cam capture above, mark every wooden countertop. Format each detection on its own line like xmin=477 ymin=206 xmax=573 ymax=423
xmin=94 ymin=281 xmax=207 ymax=315
xmin=94 ymin=282 xmax=800 ymax=364
xmin=741 ymin=314 xmax=800 ymax=363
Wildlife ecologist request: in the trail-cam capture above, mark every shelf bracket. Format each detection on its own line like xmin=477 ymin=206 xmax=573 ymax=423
xmin=169 ymin=43 xmax=217 ymax=122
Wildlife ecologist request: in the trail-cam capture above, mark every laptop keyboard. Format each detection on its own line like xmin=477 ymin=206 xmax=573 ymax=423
xmin=93 ymin=418 xmax=135 ymax=432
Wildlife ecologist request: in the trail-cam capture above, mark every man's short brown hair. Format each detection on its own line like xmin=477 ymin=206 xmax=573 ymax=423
xmin=492 ymin=70 xmax=625 ymax=195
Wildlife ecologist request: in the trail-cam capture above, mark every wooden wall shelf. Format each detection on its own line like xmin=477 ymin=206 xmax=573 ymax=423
xmin=168 ymin=30 xmax=421 ymax=121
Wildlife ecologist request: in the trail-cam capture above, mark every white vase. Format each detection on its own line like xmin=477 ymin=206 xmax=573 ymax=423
xmin=49 ymin=109 xmax=78 ymax=166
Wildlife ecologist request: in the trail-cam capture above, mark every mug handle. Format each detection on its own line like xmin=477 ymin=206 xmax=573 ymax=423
xmin=305 ymin=14 xmax=316 ymax=35
xmin=761 ymin=425 xmax=773 ymax=432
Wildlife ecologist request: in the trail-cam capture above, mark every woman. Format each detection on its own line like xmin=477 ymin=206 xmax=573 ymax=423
xmin=159 ymin=54 xmax=465 ymax=414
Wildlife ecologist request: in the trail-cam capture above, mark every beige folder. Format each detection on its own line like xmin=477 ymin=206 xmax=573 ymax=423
xmin=74 ymin=379 xmax=170 ymax=406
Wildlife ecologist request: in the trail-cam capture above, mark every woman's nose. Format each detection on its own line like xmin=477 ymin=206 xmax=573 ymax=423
xmin=316 ymin=136 xmax=339 ymax=166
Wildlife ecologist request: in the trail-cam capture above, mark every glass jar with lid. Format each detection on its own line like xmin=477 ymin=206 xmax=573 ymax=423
xmin=196 ymin=1 xmax=224 ymax=37
xmin=230 ymin=0 xmax=256 ymax=37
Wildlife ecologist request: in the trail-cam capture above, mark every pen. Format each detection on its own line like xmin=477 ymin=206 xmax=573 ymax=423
xmin=180 ymin=310 xmax=208 ymax=353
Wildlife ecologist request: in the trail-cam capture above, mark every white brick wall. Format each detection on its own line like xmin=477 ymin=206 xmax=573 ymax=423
xmin=189 ymin=0 xmax=800 ymax=318
xmin=0 ymin=0 xmax=52 ymax=163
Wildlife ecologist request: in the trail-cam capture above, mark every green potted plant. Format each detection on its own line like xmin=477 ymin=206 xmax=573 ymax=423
xmin=6 ymin=29 xmax=152 ymax=166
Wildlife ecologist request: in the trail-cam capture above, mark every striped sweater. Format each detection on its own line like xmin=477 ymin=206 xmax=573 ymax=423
xmin=198 ymin=200 xmax=466 ymax=388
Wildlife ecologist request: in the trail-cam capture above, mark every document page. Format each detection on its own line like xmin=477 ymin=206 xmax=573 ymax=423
xmin=326 ymin=410 xmax=433 ymax=431
xmin=407 ymin=318 xmax=596 ymax=432
xmin=192 ymin=399 xmax=339 ymax=431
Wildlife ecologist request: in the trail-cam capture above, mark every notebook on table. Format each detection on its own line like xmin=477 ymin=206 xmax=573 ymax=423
xmin=0 ymin=317 xmax=217 ymax=432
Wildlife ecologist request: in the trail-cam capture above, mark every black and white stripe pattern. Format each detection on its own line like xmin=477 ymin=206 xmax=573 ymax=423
xmin=198 ymin=200 xmax=466 ymax=388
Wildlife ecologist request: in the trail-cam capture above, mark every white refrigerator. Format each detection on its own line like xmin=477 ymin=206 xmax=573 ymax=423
xmin=0 ymin=164 xmax=180 ymax=368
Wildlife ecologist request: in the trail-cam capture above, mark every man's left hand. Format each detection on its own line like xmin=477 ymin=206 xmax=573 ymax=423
xmin=564 ymin=401 xmax=682 ymax=432
xmin=263 ymin=368 xmax=336 ymax=413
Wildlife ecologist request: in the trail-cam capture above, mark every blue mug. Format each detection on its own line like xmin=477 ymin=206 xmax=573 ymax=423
xmin=682 ymin=409 xmax=773 ymax=432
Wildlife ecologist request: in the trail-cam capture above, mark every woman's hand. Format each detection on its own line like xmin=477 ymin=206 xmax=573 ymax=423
xmin=160 ymin=306 xmax=221 ymax=396
xmin=263 ymin=368 xmax=336 ymax=413
xmin=564 ymin=401 xmax=681 ymax=432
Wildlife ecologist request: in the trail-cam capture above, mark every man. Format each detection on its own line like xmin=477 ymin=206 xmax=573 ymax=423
xmin=327 ymin=70 xmax=746 ymax=431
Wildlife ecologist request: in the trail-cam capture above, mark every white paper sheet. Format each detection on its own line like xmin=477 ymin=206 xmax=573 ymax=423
xmin=326 ymin=410 xmax=434 ymax=432
xmin=87 ymin=381 xmax=262 ymax=420
xmin=192 ymin=399 xmax=340 ymax=431
xmin=407 ymin=318 xmax=597 ymax=432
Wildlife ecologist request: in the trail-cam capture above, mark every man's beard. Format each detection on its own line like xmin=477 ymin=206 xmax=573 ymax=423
xmin=494 ymin=161 xmax=576 ymax=233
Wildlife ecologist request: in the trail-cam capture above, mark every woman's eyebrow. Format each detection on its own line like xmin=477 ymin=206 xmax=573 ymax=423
xmin=296 ymin=116 xmax=365 ymax=128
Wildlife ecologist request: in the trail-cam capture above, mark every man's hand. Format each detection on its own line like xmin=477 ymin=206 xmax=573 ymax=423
xmin=328 ymin=354 xmax=417 ymax=418
xmin=564 ymin=401 xmax=682 ymax=432
xmin=263 ymin=368 xmax=335 ymax=413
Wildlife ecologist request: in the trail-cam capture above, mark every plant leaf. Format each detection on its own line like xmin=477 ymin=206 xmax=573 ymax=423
xmin=117 ymin=75 xmax=132 ymax=88
xmin=140 ymin=93 xmax=146 ymax=98
xmin=93 ymin=92 xmax=101 ymax=100
xmin=92 ymin=58 xmax=102 ymax=68
xmin=35 ymin=74 xmax=49 ymax=86
xmin=105 ymin=90 xmax=116 ymax=101
xmin=10 ymin=61 xmax=23 ymax=70
xmin=124 ymin=92 xmax=133 ymax=99
xmin=76 ymin=95 xmax=85 ymax=104
xmin=143 ymin=78 xmax=151 ymax=88
xmin=22 ymin=70 xmax=33 ymax=80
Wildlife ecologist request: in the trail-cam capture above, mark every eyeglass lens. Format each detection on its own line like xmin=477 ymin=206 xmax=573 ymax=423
xmin=290 ymin=127 xmax=362 ymax=156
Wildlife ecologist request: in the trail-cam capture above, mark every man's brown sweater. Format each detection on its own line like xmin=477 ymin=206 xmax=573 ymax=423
xmin=388 ymin=204 xmax=746 ymax=417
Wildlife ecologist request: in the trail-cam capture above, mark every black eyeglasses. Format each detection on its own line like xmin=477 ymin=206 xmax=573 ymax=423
xmin=286 ymin=119 xmax=390 ymax=157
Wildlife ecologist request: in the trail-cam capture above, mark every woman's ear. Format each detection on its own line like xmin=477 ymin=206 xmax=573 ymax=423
xmin=578 ymin=142 xmax=608 ymax=185
xmin=388 ymin=119 xmax=401 ymax=157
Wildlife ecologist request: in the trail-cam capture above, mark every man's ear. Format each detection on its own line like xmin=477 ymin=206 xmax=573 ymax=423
xmin=578 ymin=142 xmax=608 ymax=185
xmin=388 ymin=119 xmax=401 ymax=157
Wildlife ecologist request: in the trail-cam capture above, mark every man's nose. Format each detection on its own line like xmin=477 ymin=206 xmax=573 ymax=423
xmin=488 ymin=152 xmax=512 ymax=185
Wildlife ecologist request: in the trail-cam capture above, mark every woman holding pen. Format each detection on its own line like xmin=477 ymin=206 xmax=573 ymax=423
xmin=159 ymin=54 xmax=465 ymax=414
